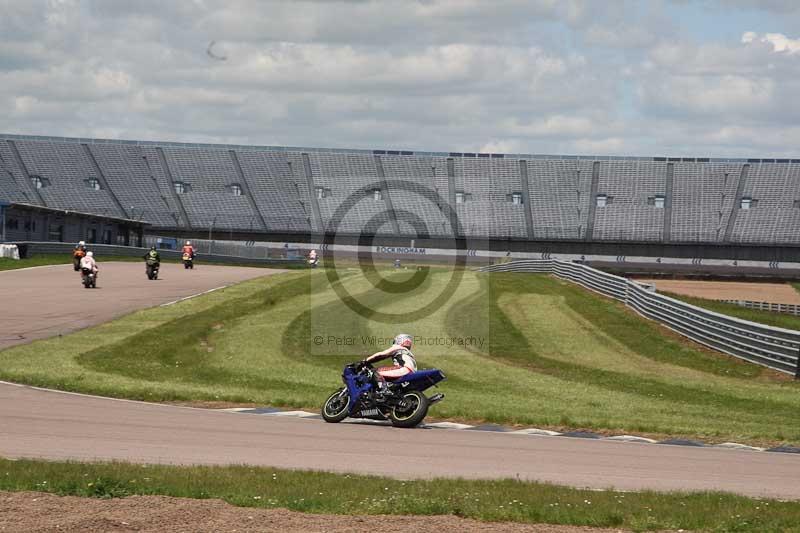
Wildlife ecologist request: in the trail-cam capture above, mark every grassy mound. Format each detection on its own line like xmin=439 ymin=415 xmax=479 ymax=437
xmin=1 ymin=269 xmax=798 ymax=444
xmin=2 ymin=458 xmax=797 ymax=532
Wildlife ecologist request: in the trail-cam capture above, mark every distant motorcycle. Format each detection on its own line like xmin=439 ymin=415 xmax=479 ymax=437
xmin=182 ymin=252 xmax=194 ymax=269
xmin=146 ymin=261 xmax=159 ymax=280
xmin=81 ymin=267 xmax=97 ymax=289
xmin=322 ymin=362 xmax=445 ymax=428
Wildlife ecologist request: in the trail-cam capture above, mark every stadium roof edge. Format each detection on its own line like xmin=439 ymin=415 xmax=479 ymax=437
xmin=0 ymin=132 xmax=797 ymax=163
xmin=8 ymin=202 xmax=151 ymax=226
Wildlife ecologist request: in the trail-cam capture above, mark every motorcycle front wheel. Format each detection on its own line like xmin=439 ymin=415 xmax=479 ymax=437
xmin=389 ymin=390 xmax=429 ymax=428
xmin=321 ymin=388 xmax=350 ymax=423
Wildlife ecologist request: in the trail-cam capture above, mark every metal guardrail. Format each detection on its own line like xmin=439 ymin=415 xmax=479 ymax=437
xmin=481 ymin=259 xmax=800 ymax=377
xmin=10 ymin=242 xmax=305 ymax=267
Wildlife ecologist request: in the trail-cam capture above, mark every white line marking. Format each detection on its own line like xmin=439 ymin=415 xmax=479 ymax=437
xmin=606 ymin=435 xmax=658 ymax=443
xmin=0 ymin=264 xmax=66 ymax=274
xmin=160 ymin=285 xmax=228 ymax=307
xmin=714 ymin=442 xmax=766 ymax=452
xmin=510 ymin=428 xmax=562 ymax=436
xmin=424 ymin=422 xmax=475 ymax=430
xmin=261 ymin=410 xmax=319 ymax=418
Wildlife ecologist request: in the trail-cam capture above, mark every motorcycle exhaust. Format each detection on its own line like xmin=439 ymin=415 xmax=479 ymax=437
xmin=428 ymin=393 xmax=445 ymax=404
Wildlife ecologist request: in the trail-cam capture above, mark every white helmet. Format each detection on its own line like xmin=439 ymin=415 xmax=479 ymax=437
xmin=79 ymin=241 xmax=85 ymax=246
xmin=186 ymin=241 xmax=191 ymax=246
xmin=86 ymin=251 xmax=94 ymax=258
xmin=394 ymin=333 xmax=413 ymax=349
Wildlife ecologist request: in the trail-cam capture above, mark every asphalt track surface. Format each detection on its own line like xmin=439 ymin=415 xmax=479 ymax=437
xmin=0 ymin=262 xmax=273 ymax=350
xmin=2 ymin=383 xmax=799 ymax=499
xmin=1 ymin=263 xmax=798 ymax=499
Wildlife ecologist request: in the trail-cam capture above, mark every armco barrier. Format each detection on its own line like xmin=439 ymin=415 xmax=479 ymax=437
xmin=481 ymin=260 xmax=800 ymax=376
xmin=11 ymin=242 xmax=304 ymax=267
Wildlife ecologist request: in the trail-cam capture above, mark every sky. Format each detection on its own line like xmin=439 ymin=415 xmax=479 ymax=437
xmin=1 ymin=0 xmax=800 ymax=157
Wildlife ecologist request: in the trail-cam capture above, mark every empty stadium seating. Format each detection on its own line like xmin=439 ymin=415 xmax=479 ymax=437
xmin=592 ymin=160 xmax=667 ymax=242
xmin=2 ymin=133 xmax=800 ymax=246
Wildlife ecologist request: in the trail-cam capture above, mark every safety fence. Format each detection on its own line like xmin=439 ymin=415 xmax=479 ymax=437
xmin=144 ymin=236 xmax=279 ymax=260
xmin=10 ymin=242 xmax=304 ymax=267
xmin=720 ymin=299 xmax=800 ymax=317
xmin=481 ymin=260 xmax=800 ymax=377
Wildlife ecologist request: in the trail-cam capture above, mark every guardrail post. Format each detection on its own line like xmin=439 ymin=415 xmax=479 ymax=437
xmin=796 ymin=347 xmax=800 ymax=380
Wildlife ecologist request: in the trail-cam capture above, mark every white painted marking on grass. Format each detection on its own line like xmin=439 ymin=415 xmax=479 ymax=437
xmin=510 ymin=428 xmax=562 ymax=436
xmin=606 ymin=435 xmax=658 ymax=443
xmin=714 ymin=442 xmax=766 ymax=452
xmin=160 ymin=285 xmax=228 ymax=307
xmin=261 ymin=410 xmax=319 ymax=418
xmin=424 ymin=422 xmax=475 ymax=430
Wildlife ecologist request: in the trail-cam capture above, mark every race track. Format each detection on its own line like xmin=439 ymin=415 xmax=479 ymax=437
xmin=0 ymin=262 xmax=276 ymax=350
xmin=1 ymin=262 xmax=799 ymax=500
xmin=2 ymin=382 xmax=799 ymax=499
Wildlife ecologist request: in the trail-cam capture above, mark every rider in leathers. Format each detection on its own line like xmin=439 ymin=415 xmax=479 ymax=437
xmin=363 ymin=334 xmax=417 ymax=395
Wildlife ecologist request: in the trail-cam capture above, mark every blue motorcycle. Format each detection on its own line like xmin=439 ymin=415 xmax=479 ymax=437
xmin=322 ymin=362 xmax=446 ymax=428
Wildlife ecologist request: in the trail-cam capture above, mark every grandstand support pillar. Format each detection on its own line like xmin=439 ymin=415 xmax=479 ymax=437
xmin=154 ymin=147 xmax=192 ymax=229
xmin=584 ymin=161 xmax=601 ymax=240
xmin=228 ymin=150 xmax=269 ymax=232
xmin=723 ymin=163 xmax=749 ymax=243
xmin=445 ymin=158 xmax=460 ymax=237
xmin=518 ymin=160 xmax=535 ymax=240
xmin=300 ymin=153 xmax=324 ymax=233
xmin=663 ymin=162 xmax=674 ymax=242
xmin=82 ymin=144 xmax=128 ymax=219
xmin=373 ymin=155 xmax=401 ymax=236
xmin=6 ymin=140 xmax=47 ymax=206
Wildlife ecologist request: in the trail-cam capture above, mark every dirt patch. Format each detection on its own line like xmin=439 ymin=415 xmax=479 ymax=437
xmin=0 ymin=491 xmax=627 ymax=532
xmin=638 ymin=279 xmax=800 ymax=305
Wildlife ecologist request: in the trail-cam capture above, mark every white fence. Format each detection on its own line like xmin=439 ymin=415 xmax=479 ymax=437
xmin=481 ymin=260 xmax=800 ymax=377
xmin=721 ymin=299 xmax=800 ymax=317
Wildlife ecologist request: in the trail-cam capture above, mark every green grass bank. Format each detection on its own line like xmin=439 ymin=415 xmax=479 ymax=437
xmin=2 ymin=458 xmax=797 ymax=532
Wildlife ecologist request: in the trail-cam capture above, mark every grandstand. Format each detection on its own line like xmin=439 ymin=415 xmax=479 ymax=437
xmin=2 ymin=133 xmax=800 ymax=261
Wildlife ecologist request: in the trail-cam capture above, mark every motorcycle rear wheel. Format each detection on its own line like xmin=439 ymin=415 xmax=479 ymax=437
xmin=389 ymin=390 xmax=429 ymax=428
xmin=322 ymin=388 xmax=350 ymax=423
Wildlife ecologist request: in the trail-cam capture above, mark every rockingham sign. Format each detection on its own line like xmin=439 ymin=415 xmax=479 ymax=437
xmin=374 ymin=246 xmax=427 ymax=255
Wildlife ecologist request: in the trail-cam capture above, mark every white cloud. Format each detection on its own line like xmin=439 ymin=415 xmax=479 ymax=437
xmin=742 ymin=31 xmax=800 ymax=53
xmin=0 ymin=0 xmax=798 ymax=158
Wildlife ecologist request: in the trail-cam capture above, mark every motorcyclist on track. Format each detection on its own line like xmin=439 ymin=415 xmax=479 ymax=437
xmin=143 ymin=246 xmax=161 ymax=268
xmin=79 ymin=250 xmax=98 ymax=278
xmin=362 ymin=334 xmax=417 ymax=398
xmin=181 ymin=241 xmax=195 ymax=259
xmin=72 ymin=240 xmax=87 ymax=271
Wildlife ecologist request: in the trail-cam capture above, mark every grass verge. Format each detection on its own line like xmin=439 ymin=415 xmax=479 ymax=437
xmin=661 ymin=291 xmax=800 ymax=331
xmin=1 ymin=458 xmax=797 ymax=532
